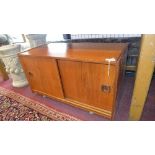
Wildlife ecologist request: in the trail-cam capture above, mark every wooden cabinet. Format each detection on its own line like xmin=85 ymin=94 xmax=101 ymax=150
xmin=19 ymin=43 xmax=128 ymax=119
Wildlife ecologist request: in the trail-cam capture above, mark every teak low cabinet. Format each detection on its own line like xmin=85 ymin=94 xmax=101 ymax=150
xmin=19 ymin=43 xmax=128 ymax=119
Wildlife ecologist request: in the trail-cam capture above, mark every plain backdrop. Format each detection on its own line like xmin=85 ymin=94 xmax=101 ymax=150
xmin=0 ymin=0 xmax=155 ymax=155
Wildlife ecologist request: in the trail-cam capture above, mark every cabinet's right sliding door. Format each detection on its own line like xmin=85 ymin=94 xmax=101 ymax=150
xmin=58 ymin=59 xmax=118 ymax=117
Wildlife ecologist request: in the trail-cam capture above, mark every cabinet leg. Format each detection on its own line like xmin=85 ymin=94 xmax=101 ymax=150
xmin=89 ymin=111 xmax=94 ymax=115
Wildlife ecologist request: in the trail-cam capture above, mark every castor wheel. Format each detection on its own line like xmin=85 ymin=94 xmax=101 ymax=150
xmin=43 ymin=95 xmax=46 ymax=98
xmin=89 ymin=111 xmax=94 ymax=115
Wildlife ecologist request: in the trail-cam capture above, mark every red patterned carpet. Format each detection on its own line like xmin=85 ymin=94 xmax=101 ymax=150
xmin=0 ymin=87 xmax=80 ymax=121
xmin=0 ymin=94 xmax=52 ymax=121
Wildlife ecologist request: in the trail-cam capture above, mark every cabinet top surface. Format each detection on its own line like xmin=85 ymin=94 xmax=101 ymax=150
xmin=20 ymin=43 xmax=128 ymax=63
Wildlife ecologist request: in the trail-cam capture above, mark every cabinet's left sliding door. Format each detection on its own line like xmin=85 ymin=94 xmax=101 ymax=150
xmin=19 ymin=56 xmax=64 ymax=99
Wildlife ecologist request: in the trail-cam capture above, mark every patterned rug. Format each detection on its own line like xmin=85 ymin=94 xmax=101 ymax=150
xmin=0 ymin=87 xmax=80 ymax=121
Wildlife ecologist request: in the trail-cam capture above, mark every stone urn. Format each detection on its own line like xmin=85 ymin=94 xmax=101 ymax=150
xmin=26 ymin=34 xmax=47 ymax=48
xmin=0 ymin=44 xmax=28 ymax=87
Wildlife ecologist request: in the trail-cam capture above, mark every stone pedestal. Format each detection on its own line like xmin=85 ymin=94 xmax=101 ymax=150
xmin=0 ymin=44 xmax=28 ymax=87
xmin=26 ymin=34 xmax=47 ymax=48
xmin=0 ymin=59 xmax=9 ymax=81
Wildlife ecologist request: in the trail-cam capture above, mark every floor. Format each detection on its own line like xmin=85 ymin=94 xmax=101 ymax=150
xmin=141 ymin=77 xmax=155 ymax=120
xmin=0 ymin=75 xmax=155 ymax=121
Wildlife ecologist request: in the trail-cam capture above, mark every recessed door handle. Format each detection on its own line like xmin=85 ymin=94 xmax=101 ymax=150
xmin=28 ymin=72 xmax=33 ymax=76
xmin=101 ymin=85 xmax=111 ymax=93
